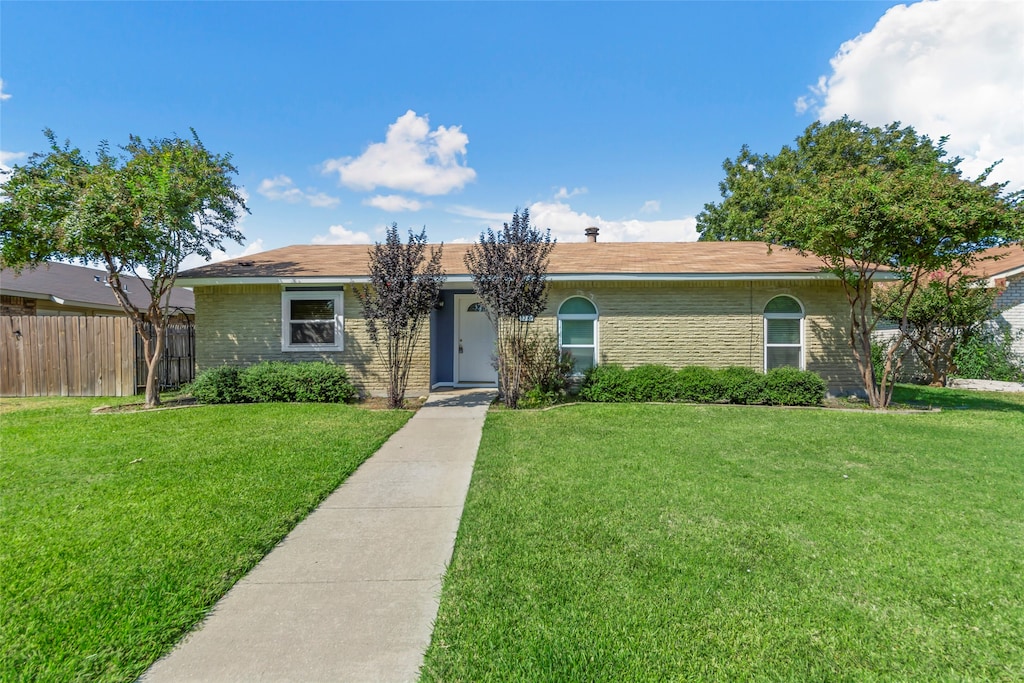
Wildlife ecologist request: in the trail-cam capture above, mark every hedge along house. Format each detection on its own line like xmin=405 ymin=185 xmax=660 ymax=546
xmin=176 ymin=233 xmax=872 ymax=398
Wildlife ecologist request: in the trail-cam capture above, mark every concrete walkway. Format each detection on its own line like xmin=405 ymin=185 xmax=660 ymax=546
xmin=142 ymin=389 xmax=495 ymax=683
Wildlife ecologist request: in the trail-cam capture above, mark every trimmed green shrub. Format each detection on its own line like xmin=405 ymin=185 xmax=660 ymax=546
xmin=190 ymin=361 xmax=357 ymax=404
xmin=676 ymin=366 xmax=726 ymax=403
xmin=625 ymin=364 xmax=680 ymax=402
xmin=240 ymin=361 xmax=301 ymax=403
xmin=290 ymin=362 xmax=358 ymax=403
xmin=187 ymin=365 xmax=245 ymax=404
xmin=240 ymin=361 xmax=357 ymax=403
xmin=579 ymin=363 xmax=827 ymax=407
xmin=579 ymin=364 xmax=631 ymax=402
xmin=718 ymin=366 xmax=766 ymax=404
xmin=762 ymin=367 xmax=827 ymax=406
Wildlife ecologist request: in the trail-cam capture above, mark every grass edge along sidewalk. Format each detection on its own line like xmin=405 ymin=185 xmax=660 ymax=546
xmin=1 ymin=397 xmax=411 ymax=682
xmin=421 ymin=386 xmax=1024 ymax=682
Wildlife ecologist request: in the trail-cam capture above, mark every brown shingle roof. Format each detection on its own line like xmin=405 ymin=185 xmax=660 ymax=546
xmin=178 ymin=242 xmax=836 ymax=281
xmin=963 ymin=244 xmax=1024 ymax=279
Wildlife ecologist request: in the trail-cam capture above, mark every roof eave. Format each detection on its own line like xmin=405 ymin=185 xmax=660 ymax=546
xmin=177 ymin=270 xmax=878 ymax=287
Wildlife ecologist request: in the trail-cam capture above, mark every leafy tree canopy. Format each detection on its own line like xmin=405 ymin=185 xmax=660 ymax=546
xmin=697 ymin=117 xmax=1023 ymax=407
xmin=0 ymin=129 xmax=248 ymax=406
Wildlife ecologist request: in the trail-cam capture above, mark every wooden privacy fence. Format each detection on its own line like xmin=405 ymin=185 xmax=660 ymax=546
xmin=1 ymin=316 xmax=196 ymax=397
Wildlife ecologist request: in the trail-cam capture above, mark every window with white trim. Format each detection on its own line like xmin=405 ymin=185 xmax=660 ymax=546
xmin=558 ymin=297 xmax=598 ymax=374
xmin=763 ymin=295 xmax=803 ymax=370
xmin=282 ymin=290 xmax=344 ymax=351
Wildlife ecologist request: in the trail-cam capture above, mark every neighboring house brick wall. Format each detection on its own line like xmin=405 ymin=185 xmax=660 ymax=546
xmin=193 ymin=284 xmax=432 ymax=397
xmin=995 ymin=273 xmax=1024 ymax=356
xmin=543 ymin=280 xmax=862 ymax=396
xmin=1 ymin=295 xmax=37 ymax=316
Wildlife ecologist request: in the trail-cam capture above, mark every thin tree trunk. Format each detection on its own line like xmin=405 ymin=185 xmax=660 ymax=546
xmin=144 ymin=322 xmax=166 ymax=408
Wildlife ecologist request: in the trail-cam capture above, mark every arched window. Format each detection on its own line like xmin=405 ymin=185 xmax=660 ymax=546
xmin=764 ymin=295 xmax=804 ymax=371
xmin=558 ymin=297 xmax=598 ymax=374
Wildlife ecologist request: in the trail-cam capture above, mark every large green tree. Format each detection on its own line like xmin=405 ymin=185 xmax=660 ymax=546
xmin=697 ymin=117 xmax=1023 ymax=407
xmin=357 ymin=225 xmax=446 ymax=409
xmin=0 ymin=130 xmax=248 ymax=407
xmin=465 ymin=208 xmax=555 ymax=408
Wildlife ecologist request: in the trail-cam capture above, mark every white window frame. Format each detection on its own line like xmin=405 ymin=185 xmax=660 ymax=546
xmin=763 ymin=295 xmax=804 ymax=371
xmin=558 ymin=296 xmax=599 ymax=375
xmin=281 ymin=290 xmax=344 ymax=352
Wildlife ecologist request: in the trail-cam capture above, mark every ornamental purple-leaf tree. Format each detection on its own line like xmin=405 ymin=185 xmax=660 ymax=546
xmin=698 ymin=117 xmax=1023 ymax=408
xmin=465 ymin=208 xmax=555 ymax=408
xmin=0 ymin=129 xmax=248 ymax=408
xmin=357 ymin=225 xmax=445 ymax=409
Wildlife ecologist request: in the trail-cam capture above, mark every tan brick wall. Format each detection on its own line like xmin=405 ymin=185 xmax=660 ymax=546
xmin=541 ymin=280 xmax=862 ymax=396
xmin=193 ymin=285 xmax=432 ymax=397
xmin=195 ymin=279 xmax=863 ymax=398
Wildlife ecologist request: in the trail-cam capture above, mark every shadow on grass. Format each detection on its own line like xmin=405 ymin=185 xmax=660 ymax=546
xmin=893 ymin=384 xmax=1024 ymax=413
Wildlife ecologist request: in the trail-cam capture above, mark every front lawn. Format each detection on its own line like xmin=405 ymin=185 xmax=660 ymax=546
xmin=1 ymin=398 xmax=410 ymax=682
xmin=422 ymin=386 xmax=1024 ymax=681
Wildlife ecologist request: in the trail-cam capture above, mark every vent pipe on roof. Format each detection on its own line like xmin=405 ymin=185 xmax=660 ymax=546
xmin=585 ymin=226 xmax=599 ymax=243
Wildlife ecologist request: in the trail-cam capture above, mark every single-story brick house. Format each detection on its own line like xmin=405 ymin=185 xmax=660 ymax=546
xmin=966 ymin=244 xmax=1024 ymax=356
xmin=177 ymin=237 xmax=872 ymax=397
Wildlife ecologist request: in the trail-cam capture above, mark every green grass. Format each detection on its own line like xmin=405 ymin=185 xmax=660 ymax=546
xmin=1 ymin=397 xmax=410 ymax=682
xmin=422 ymin=386 xmax=1024 ymax=681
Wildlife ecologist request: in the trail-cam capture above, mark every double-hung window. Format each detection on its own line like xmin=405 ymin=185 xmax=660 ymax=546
xmin=763 ymin=295 xmax=804 ymax=370
xmin=282 ymin=289 xmax=344 ymax=351
xmin=558 ymin=297 xmax=598 ymax=374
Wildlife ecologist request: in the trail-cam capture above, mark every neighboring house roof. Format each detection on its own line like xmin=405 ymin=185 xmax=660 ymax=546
xmin=964 ymin=244 xmax=1024 ymax=284
xmin=1 ymin=261 xmax=195 ymax=313
xmin=177 ymin=242 xmax=870 ymax=285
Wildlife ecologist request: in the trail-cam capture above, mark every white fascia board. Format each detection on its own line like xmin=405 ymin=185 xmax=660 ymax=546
xmin=50 ymin=297 xmax=123 ymax=312
xmin=0 ymin=287 xmax=125 ymax=311
xmin=176 ymin=276 xmax=370 ymax=287
xmin=545 ymin=272 xmax=843 ymax=282
xmin=440 ymin=272 xmax=895 ymax=283
xmin=0 ymin=287 xmax=40 ymax=299
xmin=986 ymin=265 xmax=1024 ymax=285
xmin=179 ymin=270 xmax=900 ymax=287
xmin=440 ymin=273 xmax=851 ymax=285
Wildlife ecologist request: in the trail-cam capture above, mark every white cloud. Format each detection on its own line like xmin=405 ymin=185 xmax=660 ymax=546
xmin=0 ymin=79 xmax=10 ymax=101
xmin=363 ymin=194 xmax=424 ymax=212
xmin=797 ymin=0 xmax=1024 ymax=189
xmin=448 ymin=201 xmax=697 ymax=242
xmin=528 ymin=201 xmax=698 ymax=243
xmin=639 ymin=200 xmax=661 ymax=214
xmin=554 ymin=186 xmax=587 ymax=199
xmin=323 ymin=110 xmax=476 ymax=195
xmin=179 ymin=238 xmax=266 ymax=272
xmin=311 ymin=224 xmax=373 ymax=245
xmin=0 ymin=150 xmax=27 ymax=183
xmin=0 ymin=151 xmax=26 ymax=166
xmin=446 ymin=205 xmax=510 ymax=222
xmin=258 ymin=175 xmax=339 ymax=208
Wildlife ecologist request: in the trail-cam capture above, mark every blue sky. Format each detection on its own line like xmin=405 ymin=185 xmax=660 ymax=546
xmin=2 ymin=1 xmax=1021 ymax=266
